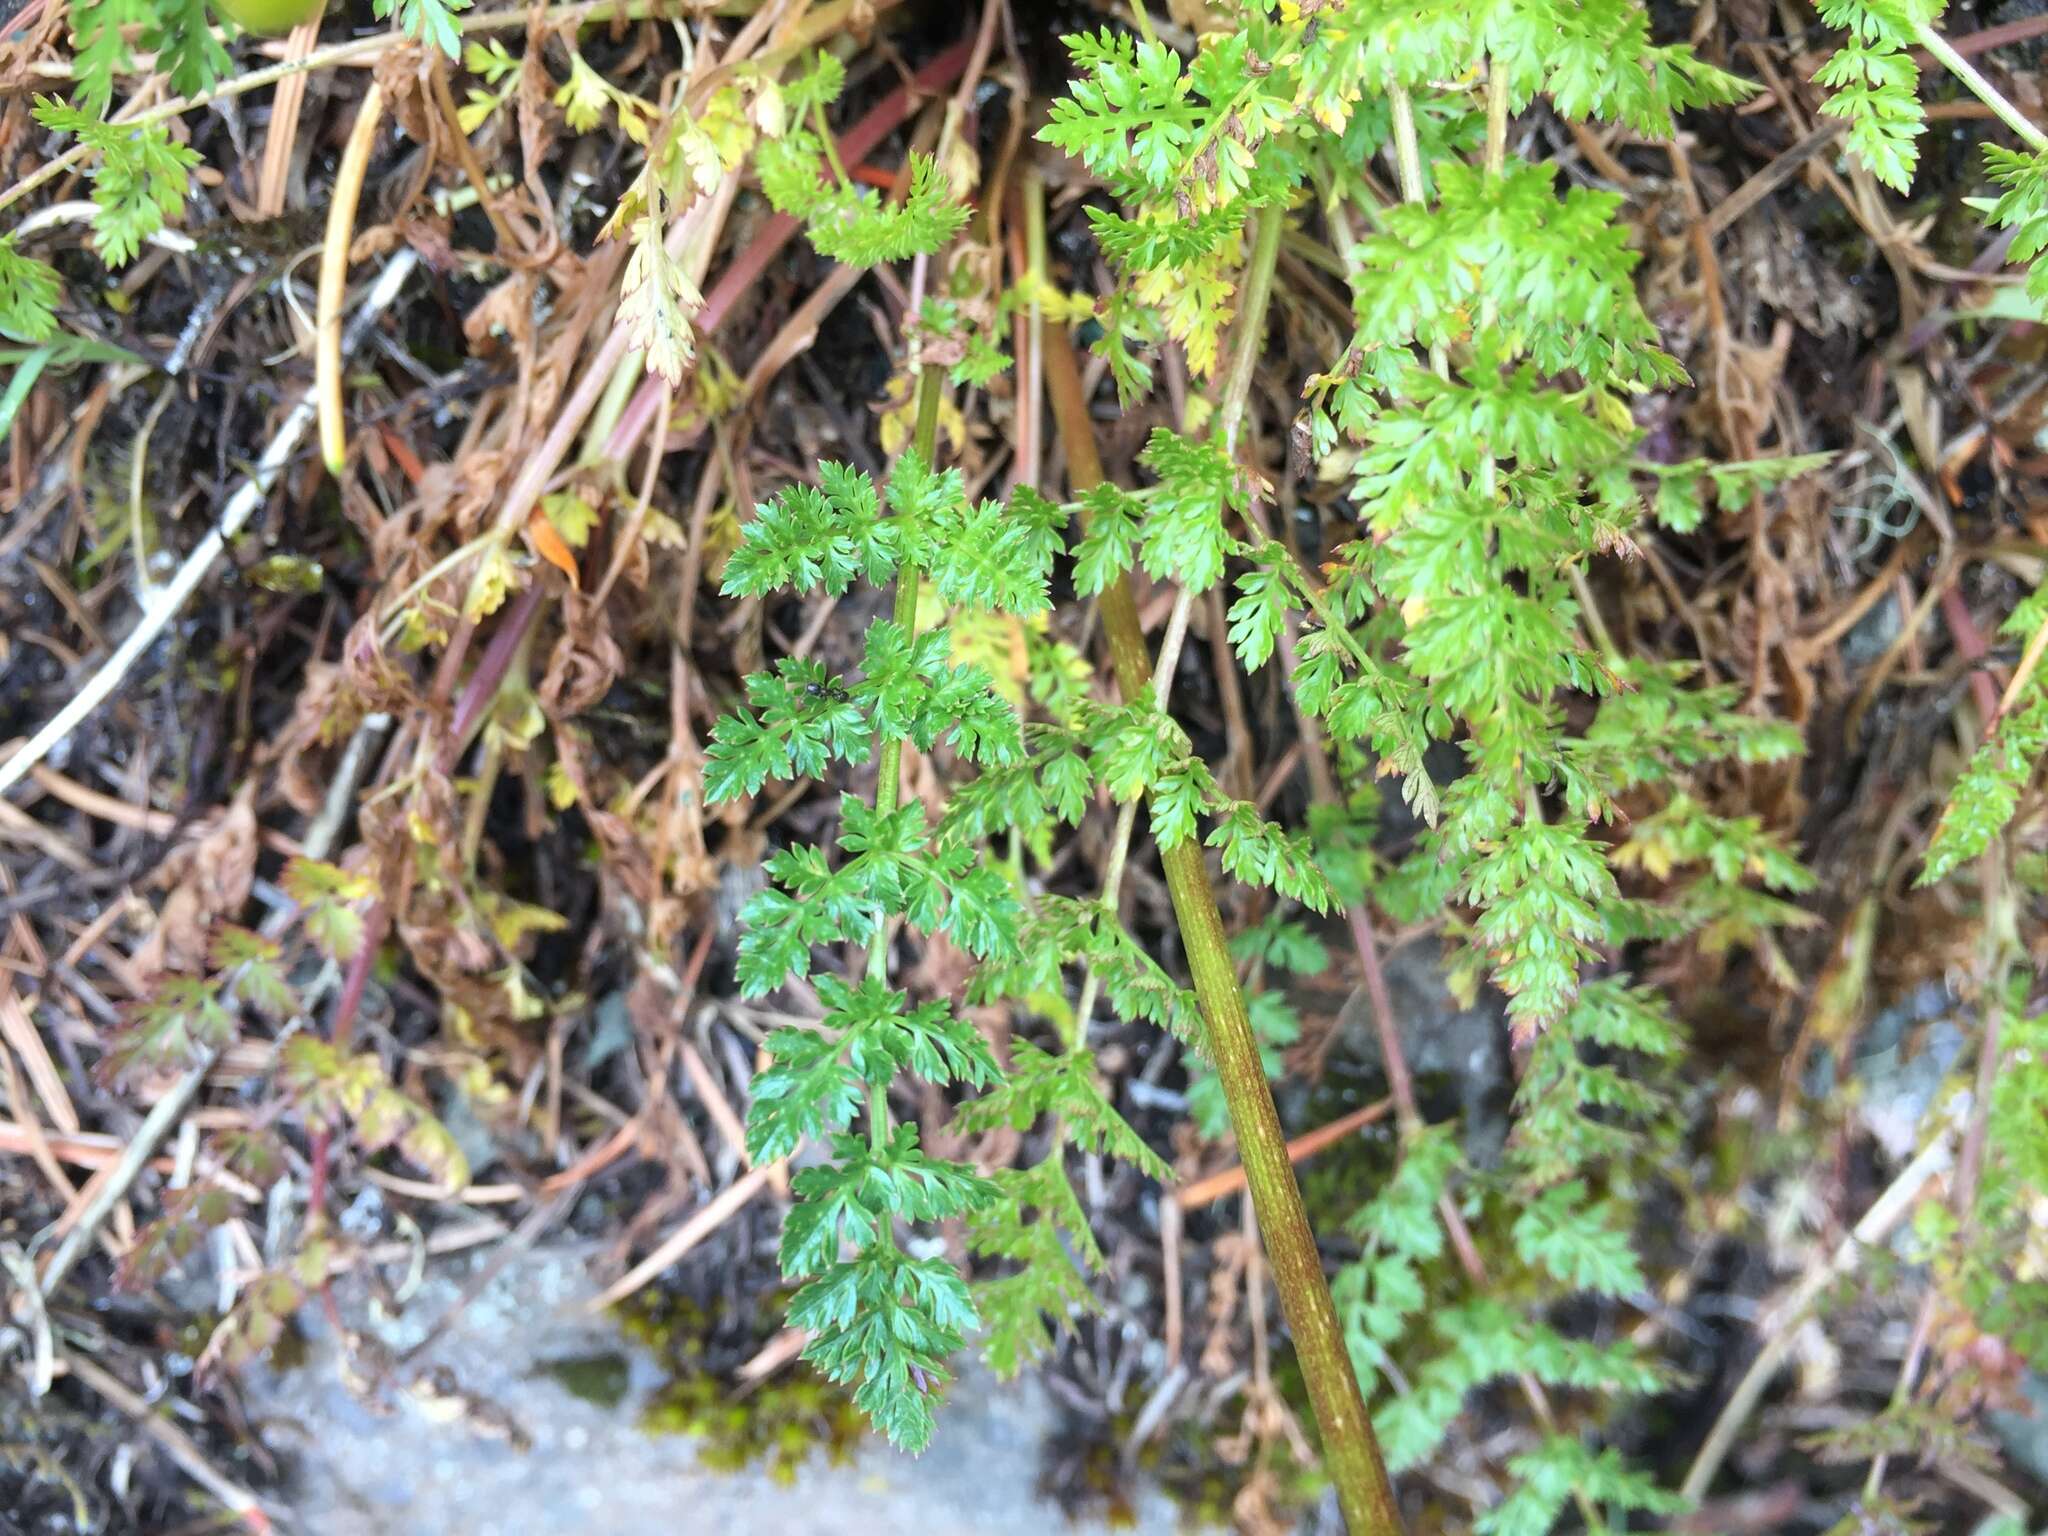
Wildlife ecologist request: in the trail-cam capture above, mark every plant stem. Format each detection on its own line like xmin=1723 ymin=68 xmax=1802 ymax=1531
xmin=316 ymin=81 xmax=385 ymax=476
xmin=1043 ymin=311 xmax=1403 ymax=1536
xmin=1915 ymin=21 xmax=2048 ymax=153
xmin=1073 ymin=200 xmax=1282 ymax=1045
xmin=1483 ymin=59 xmax=1511 ymax=178
xmin=815 ymin=99 xmax=855 ymax=189
xmin=873 ymin=365 xmax=944 ymax=829
xmin=1387 ymin=82 xmax=1427 ymax=211
xmin=428 ymin=58 xmax=524 ymax=254
xmin=1385 ymin=83 xmax=1447 ymax=382
xmin=1219 ymin=202 xmax=1285 ymax=455
xmin=863 ymin=363 xmax=946 ymax=1149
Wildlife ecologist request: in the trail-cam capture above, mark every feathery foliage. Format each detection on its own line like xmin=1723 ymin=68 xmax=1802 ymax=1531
xmin=1040 ymin=4 xmax=1816 ymax=1525
xmin=710 ymin=439 xmax=1060 ymax=1451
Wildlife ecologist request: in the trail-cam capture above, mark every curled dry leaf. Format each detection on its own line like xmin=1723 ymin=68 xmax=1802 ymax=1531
xmin=339 ymin=612 xmax=418 ymax=720
xmin=371 ymin=42 xmax=435 ymax=158
xmin=515 ymin=30 xmax=562 ymax=185
xmin=268 ymin=661 xmax=365 ymax=817
xmin=133 ymin=785 xmax=259 ymax=977
xmin=462 ymin=271 xmax=537 ymax=358
xmin=538 ymin=593 xmax=624 ymax=717
xmin=449 ymin=450 xmax=512 ymax=540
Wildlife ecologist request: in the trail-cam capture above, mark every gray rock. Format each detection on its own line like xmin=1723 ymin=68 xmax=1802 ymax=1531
xmin=242 ymin=1241 xmax=1203 ymax=1536
xmin=1850 ymin=983 xmax=1968 ymax=1160
xmin=1331 ymin=941 xmax=1511 ymax=1164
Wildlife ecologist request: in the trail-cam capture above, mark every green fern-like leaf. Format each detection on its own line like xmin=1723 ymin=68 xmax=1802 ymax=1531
xmin=32 ymin=98 xmax=201 ymax=268
xmin=1918 ymin=685 xmax=2048 ymax=884
xmin=0 ymin=238 xmax=61 ymax=343
xmin=1978 ymin=145 xmax=2048 ymax=305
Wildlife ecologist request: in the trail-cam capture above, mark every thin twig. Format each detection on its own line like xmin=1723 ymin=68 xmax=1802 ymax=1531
xmin=581 ymin=1163 xmax=773 ymax=1313
xmin=1174 ymin=1098 xmax=1395 ymax=1210
xmin=1679 ymin=1130 xmax=1957 ymax=1503
xmin=64 ymin=1352 xmax=274 ymax=1532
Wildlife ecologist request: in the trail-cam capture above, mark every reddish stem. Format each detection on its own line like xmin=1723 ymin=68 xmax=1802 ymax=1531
xmin=307 ymin=584 xmax=538 ymax=1218
xmin=442 ymin=583 xmax=545 ymax=770
xmin=1940 ymin=584 xmax=2003 ymax=723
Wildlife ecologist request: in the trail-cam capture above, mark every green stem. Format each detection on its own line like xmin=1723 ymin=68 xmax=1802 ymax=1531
xmin=1483 ymin=59 xmax=1511 ymax=179
xmin=1042 ymin=283 xmax=1403 ymax=1536
xmin=815 ymin=99 xmax=856 ymax=190
xmin=1220 ymin=202 xmax=1285 ymax=456
xmin=1074 ymin=201 xmax=1284 ymax=1045
xmin=581 ymin=337 xmax=649 ymax=468
xmin=1387 ymin=83 xmax=1428 ymax=212
xmin=872 ymin=366 xmax=943 ymax=827
xmin=1915 ymin=21 xmax=2048 ymax=153
xmin=1386 ymin=82 xmax=1447 ymax=382
xmin=864 ymin=363 xmax=946 ymax=1150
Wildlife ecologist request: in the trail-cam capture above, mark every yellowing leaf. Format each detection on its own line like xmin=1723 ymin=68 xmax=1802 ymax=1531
xmin=554 ymin=53 xmax=610 ymax=134
xmin=457 ymin=89 xmax=503 ymax=134
xmin=541 ymin=490 xmax=601 ymax=549
xmin=617 ymin=215 xmax=702 ymax=386
xmin=544 ymin=758 xmax=579 ymax=810
xmin=750 ymin=78 xmax=787 ymax=138
xmin=462 ymin=542 xmax=522 ymax=620
xmin=667 ymin=86 xmax=755 ymax=197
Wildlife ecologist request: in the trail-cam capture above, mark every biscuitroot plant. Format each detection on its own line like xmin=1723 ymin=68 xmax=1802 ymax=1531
xmin=1028 ymin=2 xmax=1837 ymax=1530
xmin=713 ymin=5 xmax=1814 ymax=1527
xmin=705 ymin=363 xmax=1060 ymax=1451
xmin=703 ymin=70 xmax=1404 ymax=1533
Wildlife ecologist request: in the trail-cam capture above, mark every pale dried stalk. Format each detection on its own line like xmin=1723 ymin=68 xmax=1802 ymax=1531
xmin=317 ymin=81 xmax=387 ymax=476
xmin=1679 ymin=1128 xmax=1957 ymax=1502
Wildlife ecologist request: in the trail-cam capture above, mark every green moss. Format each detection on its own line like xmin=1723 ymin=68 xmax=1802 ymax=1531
xmin=1293 ymin=1059 xmax=1402 ymax=1234
xmin=535 ymin=1351 xmax=632 ymax=1409
xmin=619 ymin=1289 xmax=865 ymax=1482
xmin=640 ymin=1371 xmax=865 ymax=1484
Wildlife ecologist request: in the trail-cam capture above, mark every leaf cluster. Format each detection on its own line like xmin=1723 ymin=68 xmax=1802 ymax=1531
xmin=32 ymin=98 xmax=201 ymax=268
xmin=66 ymin=0 xmax=224 ymax=118
xmin=754 ymin=56 xmax=970 ymax=269
xmin=1813 ymin=0 xmax=1939 ymax=191
xmin=716 ymin=440 xmax=1048 ymax=1452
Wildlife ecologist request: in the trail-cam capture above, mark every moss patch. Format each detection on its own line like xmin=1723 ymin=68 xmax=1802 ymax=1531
xmin=619 ymin=1290 xmax=865 ymax=1484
